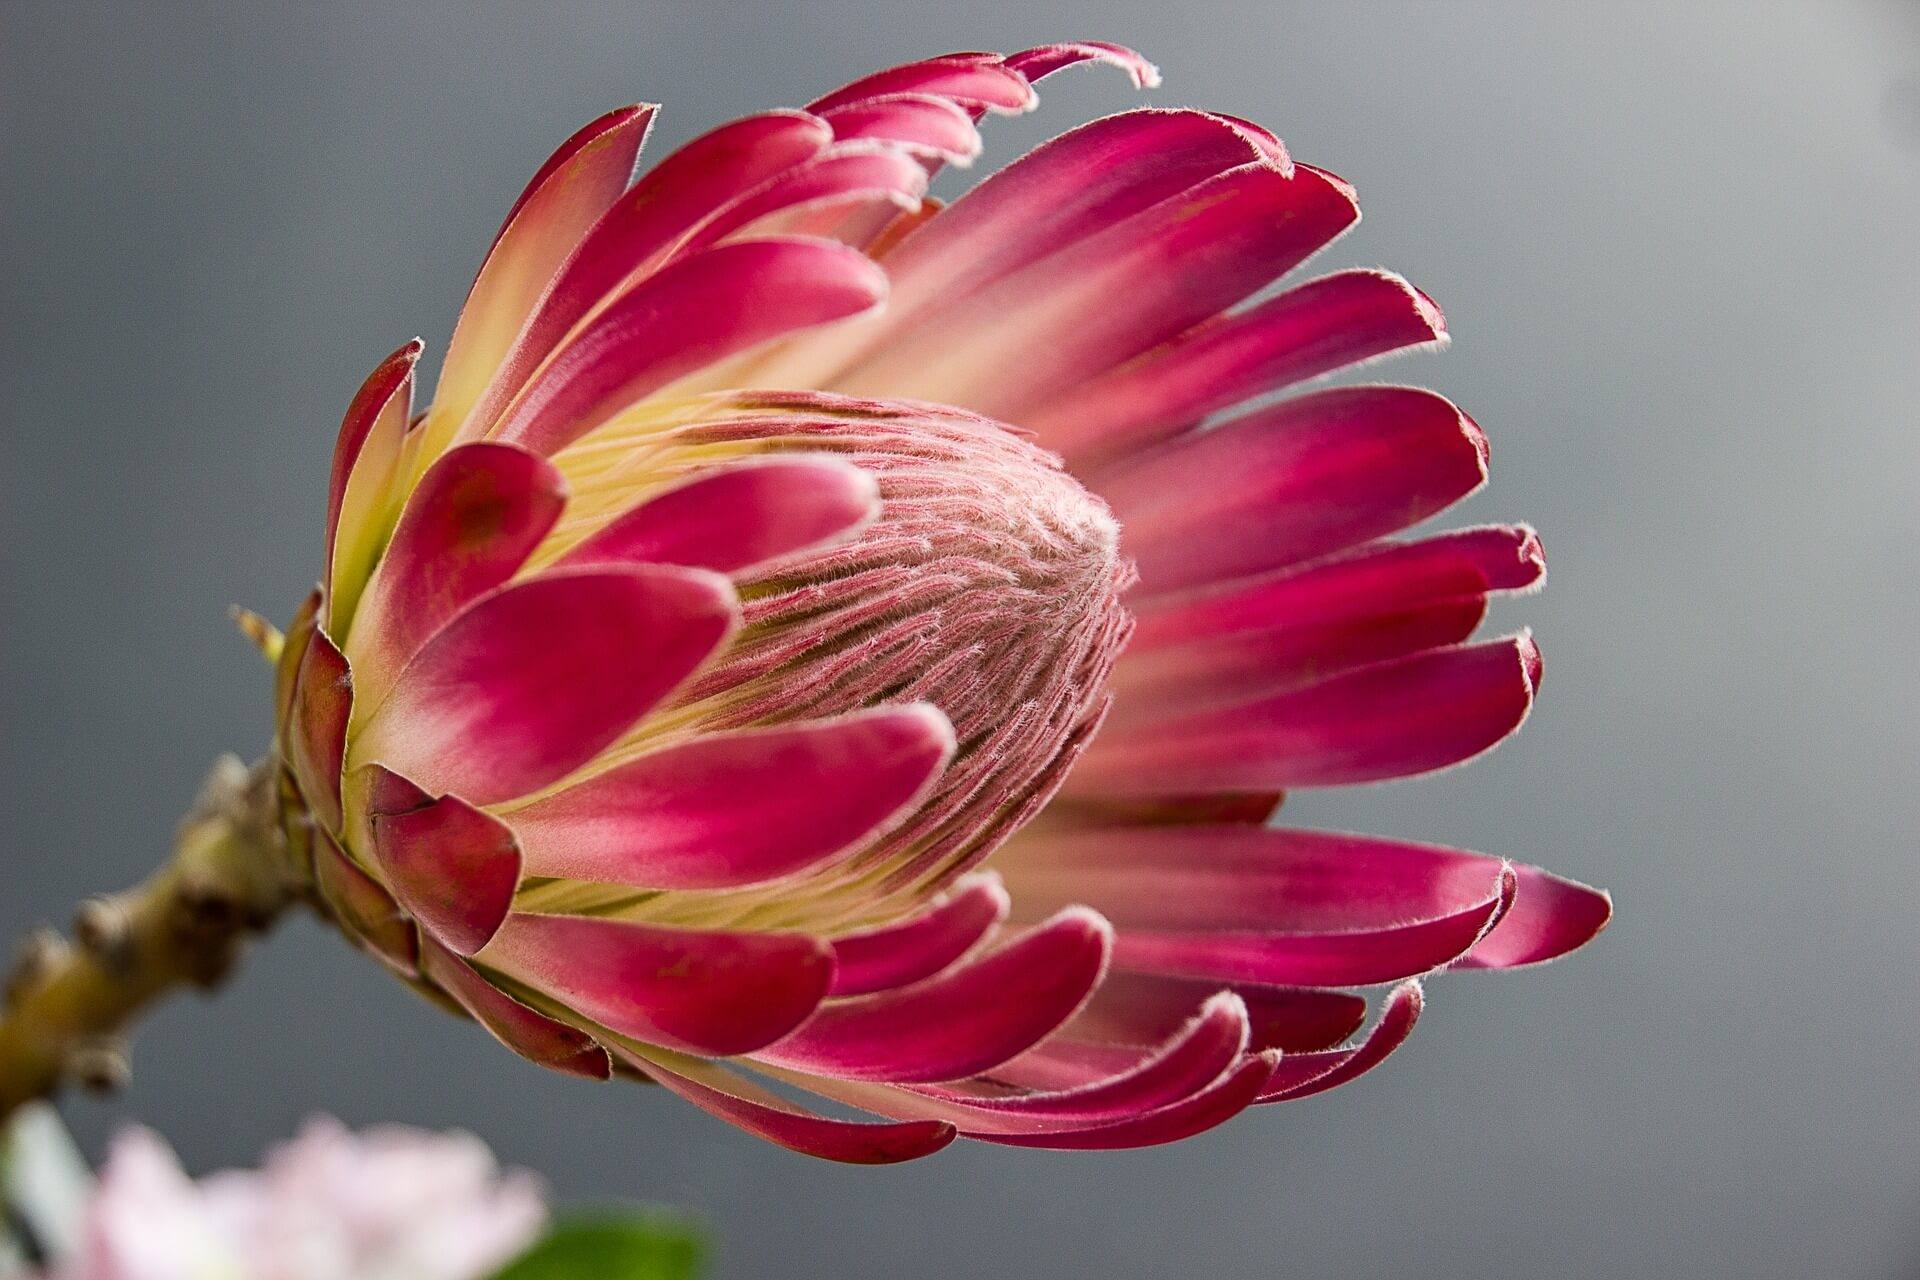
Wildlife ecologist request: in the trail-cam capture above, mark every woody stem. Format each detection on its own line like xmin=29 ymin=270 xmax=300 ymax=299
xmin=0 ymin=755 xmax=309 ymax=1121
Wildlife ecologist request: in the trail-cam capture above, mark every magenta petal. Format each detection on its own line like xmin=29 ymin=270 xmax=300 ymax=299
xmin=1258 ymin=981 xmax=1422 ymax=1102
xmin=1006 ymin=824 xmax=1523 ymax=986
xmin=805 ymin=55 xmax=1036 ymax=115
xmin=1132 ymin=525 xmax=1544 ymax=648
xmin=555 ymin=458 xmax=878 ymax=576
xmin=1035 ymin=269 xmax=1447 ymax=463
xmin=349 ymin=442 xmax=565 ymax=703
xmin=680 ymin=145 xmax=930 ymax=249
xmin=472 ymin=112 xmax=836 ymax=424
xmin=479 ymin=913 xmax=832 ymax=1056
xmin=1067 ymin=971 xmax=1368 ymax=1054
xmin=1457 ymin=863 xmax=1613 ymax=969
xmin=352 ymin=565 xmax=737 ymax=806
xmin=506 ymin=705 xmax=954 ymax=889
xmin=325 ymin=341 xmax=420 ymax=631
xmin=1102 ymin=386 xmax=1490 ymax=597
xmin=827 ymin=872 xmax=1010 ymax=996
xmin=925 ymin=993 xmax=1248 ymax=1123
xmin=416 ymin=936 xmax=610 ymax=1080
xmin=311 ymin=830 xmax=417 ymax=978
xmin=819 ymin=95 xmax=983 ymax=165
xmin=1004 ymin=42 xmax=1161 ymax=89
xmin=426 ymin=105 xmax=655 ymax=455
xmin=621 ymin=1049 xmax=955 ymax=1164
xmin=1075 ymin=634 xmax=1541 ymax=794
xmin=287 ymin=629 xmax=352 ymax=833
xmin=488 ymin=238 xmax=888 ymax=457
xmin=832 ymin=162 xmax=1359 ymax=417
xmin=756 ymin=909 xmax=1112 ymax=1083
xmin=976 ymin=1050 xmax=1277 ymax=1149
xmin=369 ymin=782 xmax=521 ymax=956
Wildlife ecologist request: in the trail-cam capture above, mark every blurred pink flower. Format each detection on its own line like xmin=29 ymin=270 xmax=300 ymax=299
xmin=48 ymin=1118 xmax=543 ymax=1280
xmin=274 ymin=42 xmax=1610 ymax=1162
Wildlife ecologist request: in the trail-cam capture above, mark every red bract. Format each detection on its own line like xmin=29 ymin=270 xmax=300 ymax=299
xmin=276 ymin=41 xmax=1609 ymax=1163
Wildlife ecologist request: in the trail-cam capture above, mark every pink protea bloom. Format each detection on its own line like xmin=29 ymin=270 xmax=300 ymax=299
xmin=276 ymin=42 xmax=1610 ymax=1163
xmin=42 ymin=1118 xmax=544 ymax=1280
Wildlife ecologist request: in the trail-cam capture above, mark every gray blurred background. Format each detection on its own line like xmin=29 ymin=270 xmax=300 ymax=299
xmin=4 ymin=2 xmax=1917 ymax=1277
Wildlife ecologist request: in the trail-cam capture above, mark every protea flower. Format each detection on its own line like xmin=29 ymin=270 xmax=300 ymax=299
xmin=270 ymin=42 xmax=1609 ymax=1163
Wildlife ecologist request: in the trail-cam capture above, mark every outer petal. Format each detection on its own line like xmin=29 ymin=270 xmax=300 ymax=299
xmin=479 ymin=913 xmax=833 ymax=1056
xmin=369 ymin=783 xmax=522 ymax=956
xmin=755 ymin=909 xmax=1111 ymax=1083
xmin=805 ymin=55 xmax=1036 ymax=115
xmin=1099 ymin=386 xmax=1490 ymax=597
xmin=1456 ymin=863 xmax=1613 ymax=969
xmin=350 ymin=566 xmax=737 ymax=806
xmin=311 ymin=830 xmax=417 ymax=978
xmin=1003 ymin=42 xmax=1161 ymax=88
xmin=1258 ymin=980 xmax=1422 ymax=1101
xmin=819 ymin=95 xmax=983 ymax=166
xmin=286 ymin=629 xmax=352 ymax=832
xmin=325 ymin=341 xmax=421 ymax=632
xmin=1003 ymin=825 xmax=1526 ymax=986
xmin=1073 ymin=634 xmax=1541 ymax=794
xmin=419 ymin=105 xmax=654 ymax=464
xmin=554 ymin=458 xmax=878 ymax=576
xmin=417 ymin=936 xmax=611 ymax=1080
xmin=1033 ymin=269 xmax=1449 ymax=463
xmin=621 ymin=1048 xmax=955 ymax=1164
xmin=1061 ymin=971 xmax=1367 ymax=1056
xmin=488 ymin=238 xmax=889 ymax=457
xmin=826 ymin=872 xmax=1010 ymax=996
xmin=826 ymin=163 xmax=1359 ymax=416
xmin=975 ymin=1051 xmax=1277 ymax=1149
xmin=504 ymin=706 xmax=955 ymax=889
xmin=347 ymin=441 xmax=565 ymax=706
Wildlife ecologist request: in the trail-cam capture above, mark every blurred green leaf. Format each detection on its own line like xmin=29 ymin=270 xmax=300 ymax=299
xmin=491 ymin=1212 xmax=705 ymax=1280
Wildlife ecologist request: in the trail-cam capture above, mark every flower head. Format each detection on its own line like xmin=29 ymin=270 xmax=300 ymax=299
xmin=276 ymin=42 xmax=1609 ymax=1162
xmin=43 ymin=1118 xmax=543 ymax=1280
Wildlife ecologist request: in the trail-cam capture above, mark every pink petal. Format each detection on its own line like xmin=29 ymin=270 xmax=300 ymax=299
xmin=755 ymin=909 xmax=1112 ymax=1083
xmin=286 ymin=628 xmax=351 ymax=832
xmin=923 ymin=993 xmax=1248 ymax=1124
xmin=487 ymin=238 xmax=888 ymax=457
xmin=505 ymin=705 xmax=954 ymax=889
xmin=976 ymin=1050 xmax=1278 ymax=1149
xmin=311 ymin=830 xmax=417 ymax=978
xmin=369 ymin=781 xmax=521 ymax=956
xmin=805 ymin=55 xmax=1036 ymax=115
xmin=479 ymin=913 xmax=832 ymax=1056
xmin=1003 ymin=42 xmax=1162 ymax=89
xmin=456 ymin=113 xmax=836 ymax=438
xmin=1132 ymin=525 xmax=1545 ymax=647
xmin=554 ymin=458 xmax=878 ymax=576
xmin=325 ymin=340 xmax=421 ymax=632
xmin=1033 ymin=269 xmax=1449 ymax=464
xmin=352 ymin=565 xmax=737 ymax=805
xmin=1258 ymin=980 xmax=1422 ymax=1101
xmin=421 ymin=105 xmax=654 ymax=463
xmin=1074 ymin=634 xmax=1542 ymax=794
xmin=1100 ymin=386 xmax=1490 ymax=597
xmin=827 ymin=872 xmax=1010 ymax=996
xmin=880 ymin=108 xmax=1275 ymax=306
xmin=347 ymin=442 xmax=565 ymax=707
xmin=417 ymin=936 xmax=610 ymax=1080
xmin=828 ymin=162 xmax=1359 ymax=416
xmin=1066 ymin=972 xmax=1368 ymax=1055
xmin=1003 ymin=824 xmax=1526 ymax=986
xmin=1456 ymin=862 xmax=1613 ymax=969
xmin=679 ymin=144 xmax=930 ymax=249
xmin=1111 ymin=600 xmax=1489 ymax=729
xmin=622 ymin=1049 xmax=956 ymax=1164
xmin=819 ymin=94 xmax=983 ymax=166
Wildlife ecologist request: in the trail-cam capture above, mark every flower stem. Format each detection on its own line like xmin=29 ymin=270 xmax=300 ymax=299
xmin=0 ymin=755 xmax=307 ymax=1121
